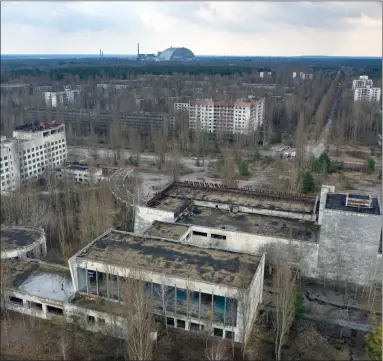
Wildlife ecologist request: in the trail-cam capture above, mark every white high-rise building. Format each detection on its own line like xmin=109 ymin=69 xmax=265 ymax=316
xmin=0 ymin=122 xmax=67 ymax=193
xmin=1 ymin=137 xmax=19 ymax=193
xmin=176 ymin=98 xmax=265 ymax=135
xmin=44 ymin=89 xmax=80 ymax=108
xmin=354 ymin=86 xmax=381 ymax=102
xmin=352 ymin=75 xmax=374 ymax=90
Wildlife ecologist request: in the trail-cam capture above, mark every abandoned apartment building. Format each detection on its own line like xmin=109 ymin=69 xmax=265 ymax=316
xmin=1 ymin=181 xmax=381 ymax=342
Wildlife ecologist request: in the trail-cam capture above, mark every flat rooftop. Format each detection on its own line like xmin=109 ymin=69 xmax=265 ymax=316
xmin=3 ymin=259 xmax=74 ymax=302
xmin=66 ymin=162 xmax=89 ymax=171
xmin=144 ymin=221 xmax=189 ymax=239
xmin=147 ymin=182 xmax=315 ymax=214
xmin=14 ymin=122 xmax=63 ymax=133
xmin=177 ymin=207 xmax=319 ymax=242
xmin=79 ymin=230 xmax=262 ymax=288
xmin=1 ymin=226 xmax=43 ymax=251
xmin=326 ymin=194 xmax=381 ymax=215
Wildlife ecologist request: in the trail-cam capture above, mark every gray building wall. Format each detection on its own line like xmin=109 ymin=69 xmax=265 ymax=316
xmin=318 ymin=209 xmax=381 ymax=285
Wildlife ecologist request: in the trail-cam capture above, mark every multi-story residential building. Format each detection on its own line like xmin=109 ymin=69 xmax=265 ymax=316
xmin=27 ymin=108 xmax=175 ymax=134
xmin=174 ymin=102 xmax=191 ymax=112
xmin=175 ymin=98 xmax=265 ymax=135
xmin=44 ymin=89 xmax=80 ymax=108
xmin=352 ymin=75 xmax=374 ymax=90
xmin=0 ymin=136 xmax=19 ymax=193
xmin=0 ymin=123 xmax=67 ymax=192
xmin=354 ymin=86 xmax=381 ymax=102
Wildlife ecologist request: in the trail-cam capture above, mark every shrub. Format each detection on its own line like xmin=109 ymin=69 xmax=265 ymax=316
xmin=311 ymin=152 xmax=343 ymax=175
xmin=328 ymin=160 xmax=344 ymax=173
xmin=262 ymin=155 xmax=274 ymax=165
xmin=367 ymin=158 xmax=376 ymax=172
xmin=297 ymin=171 xmax=316 ymax=194
xmin=237 ymin=161 xmax=250 ymax=176
xmin=252 ymin=150 xmax=261 ymax=162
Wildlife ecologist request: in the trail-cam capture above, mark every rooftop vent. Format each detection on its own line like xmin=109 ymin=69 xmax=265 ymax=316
xmin=345 ymin=194 xmax=372 ymax=208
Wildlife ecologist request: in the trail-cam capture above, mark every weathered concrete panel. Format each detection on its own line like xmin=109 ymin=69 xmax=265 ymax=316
xmin=134 ymin=206 xmax=175 ymax=234
xmin=318 ymin=210 xmax=381 ymax=285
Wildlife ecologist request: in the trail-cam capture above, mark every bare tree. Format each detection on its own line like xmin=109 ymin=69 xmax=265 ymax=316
xmin=123 ymin=271 xmax=155 ymax=361
xmin=127 ymin=127 xmax=142 ymax=166
xmin=151 ymin=127 xmax=168 ymax=170
xmin=167 ymin=139 xmax=183 ymax=181
xmin=219 ymin=147 xmax=237 ymax=187
xmin=272 ymin=258 xmax=297 ymax=361
xmin=205 ymin=338 xmax=231 ymax=361
xmin=294 ymin=326 xmax=342 ymax=360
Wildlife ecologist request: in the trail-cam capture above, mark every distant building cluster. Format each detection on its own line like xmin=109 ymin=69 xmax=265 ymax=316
xmin=0 ymin=122 xmax=67 ymax=193
xmin=174 ymin=97 xmax=265 ymax=135
xmin=44 ymin=88 xmax=80 ymax=108
xmin=292 ymin=72 xmax=313 ymax=80
xmin=352 ymin=76 xmax=381 ymax=103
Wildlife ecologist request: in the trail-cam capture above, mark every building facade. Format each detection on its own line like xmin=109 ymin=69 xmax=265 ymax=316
xmin=352 ymin=75 xmax=374 ymax=90
xmin=44 ymin=89 xmax=80 ymax=108
xmin=13 ymin=122 xmax=67 ymax=184
xmin=175 ymin=98 xmax=265 ymax=135
xmin=1 ymin=123 xmax=67 ymax=193
xmin=0 ymin=136 xmax=19 ymax=193
xmin=354 ymin=86 xmax=381 ymax=102
xmin=68 ymin=229 xmax=265 ymax=343
xmin=27 ymin=108 xmax=175 ymax=134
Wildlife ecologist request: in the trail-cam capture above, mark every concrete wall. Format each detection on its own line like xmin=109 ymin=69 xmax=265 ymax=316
xmin=4 ymin=289 xmax=130 ymax=339
xmin=192 ymin=200 xmax=316 ymax=221
xmin=181 ymin=225 xmax=319 ymax=279
xmin=318 ymin=209 xmax=382 ymax=285
xmin=134 ymin=206 xmax=175 ymax=234
xmin=237 ymin=254 xmax=265 ymax=344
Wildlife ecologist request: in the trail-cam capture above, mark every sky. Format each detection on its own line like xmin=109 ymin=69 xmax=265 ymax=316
xmin=1 ymin=1 xmax=382 ymax=56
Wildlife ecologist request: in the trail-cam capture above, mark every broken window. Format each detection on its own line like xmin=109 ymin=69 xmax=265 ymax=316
xmin=47 ymin=305 xmax=63 ymax=315
xmin=214 ymin=328 xmax=223 ymax=337
xmin=190 ymin=322 xmax=200 ymax=331
xmin=176 ymin=319 xmax=186 ymax=329
xmin=211 ymin=234 xmax=226 ymax=240
xmin=87 ymin=315 xmax=96 ymax=324
xmin=166 ymin=317 xmax=174 ymax=326
xmin=28 ymin=301 xmax=43 ymax=310
xmin=192 ymin=231 xmax=208 ymax=237
xmin=9 ymin=296 xmax=23 ymax=306
xmin=225 ymin=331 xmax=234 ymax=340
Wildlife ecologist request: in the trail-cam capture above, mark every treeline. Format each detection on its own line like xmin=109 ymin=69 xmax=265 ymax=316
xmin=2 ymin=65 xmax=270 ymax=82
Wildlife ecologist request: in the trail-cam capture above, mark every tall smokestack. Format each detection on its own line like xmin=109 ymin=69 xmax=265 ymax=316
xmin=137 ymin=43 xmax=140 ymax=58
xmin=100 ymin=49 xmax=102 ymax=58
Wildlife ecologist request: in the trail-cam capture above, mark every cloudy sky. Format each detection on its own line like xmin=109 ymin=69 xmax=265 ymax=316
xmin=1 ymin=1 xmax=382 ymax=56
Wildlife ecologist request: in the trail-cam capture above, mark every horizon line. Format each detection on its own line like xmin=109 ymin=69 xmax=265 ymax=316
xmin=1 ymin=54 xmax=381 ymax=59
